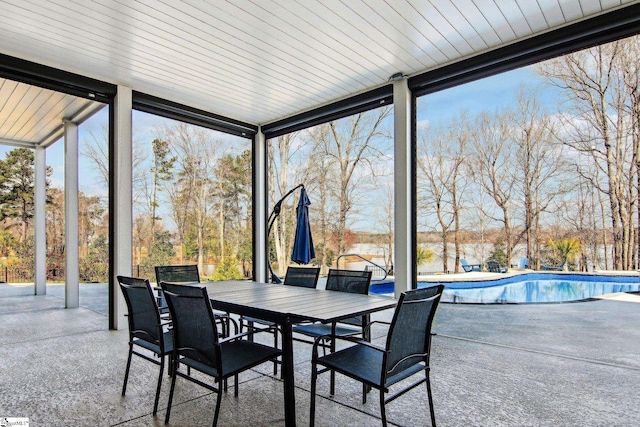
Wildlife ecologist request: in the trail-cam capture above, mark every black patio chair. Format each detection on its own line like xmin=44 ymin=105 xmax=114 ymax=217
xmin=154 ymin=265 xmax=201 ymax=315
xmin=161 ymin=282 xmax=282 ymax=427
xmin=155 ymin=264 xmax=201 ymax=284
xmin=293 ymin=269 xmax=373 ymax=342
xmin=281 ymin=266 xmax=322 ymax=288
xmin=309 ymin=285 xmax=444 ymax=427
xmin=118 ymin=276 xmax=173 ymax=416
xmin=293 ymin=268 xmax=373 ymax=397
xmin=155 ymin=264 xmax=231 ymax=335
xmin=240 ymin=266 xmax=321 ymax=374
xmin=486 ymin=259 xmax=508 ymax=273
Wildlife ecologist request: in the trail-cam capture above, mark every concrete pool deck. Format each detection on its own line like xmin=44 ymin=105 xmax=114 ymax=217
xmin=1 ymin=281 xmax=640 ymax=426
xmin=416 ymin=268 xmax=640 ymax=283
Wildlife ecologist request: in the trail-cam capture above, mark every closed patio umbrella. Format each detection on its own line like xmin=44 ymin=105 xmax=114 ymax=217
xmin=291 ymin=187 xmax=315 ymax=265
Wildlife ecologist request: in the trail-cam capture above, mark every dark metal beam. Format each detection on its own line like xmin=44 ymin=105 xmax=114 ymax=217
xmin=132 ymin=92 xmax=257 ymax=138
xmin=0 ymin=53 xmax=115 ymax=103
xmin=262 ymin=85 xmax=393 ymax=140
xmin=409 ymin=4 xmax=640 ymax=97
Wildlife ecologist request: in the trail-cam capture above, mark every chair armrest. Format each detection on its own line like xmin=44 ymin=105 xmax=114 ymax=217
xmin=218 ymin=330 xmax=255 ymax=344
xmin=311 ymin=333 xmax=385 ymax=359
xmin=362 ymin=320 xmax=391 ymax=336
xmin=215 ymin=315 xmax=239 ymax=335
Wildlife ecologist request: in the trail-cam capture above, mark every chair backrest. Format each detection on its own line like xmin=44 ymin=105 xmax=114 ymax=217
xmin=284 ymin=266 xmax=320 ymax=288
xmin=325 ymin=269 xmax=373 ymax=327
xmin=384 ymin=285 xmax=444 ymax=383
xmin=325 ymin=269 xmax=372 ymax=294
xmin=161 ymin=282 xmax=220 ymax=368
xmin=155 ymin=265 xmax=200 ymax=284
xmin=460 ymin=259 xmax=472 ymax=272
xmin=519 ymin=258 xmax=529 ymax=269
xmin=118 ymin=276 xmax=162 ymax=344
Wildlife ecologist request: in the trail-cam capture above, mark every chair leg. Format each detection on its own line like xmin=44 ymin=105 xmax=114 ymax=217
xmin=247 ymin=320 xmax=255 ymax=341
xmin=212 ymin=387 xmax=223 ymax=427
xmin=309 ymin=361 xmax=317 ymax=427
xmin=234 ymin=374 xmax=239 ymax=397
xmin=329 ymin=336 xmax=336 ymax=395
xmin=165 ymin=365 xmax=178 ymax=424
xmin=153 ymin=355 xmax=164 ymax=415
xmin=425 ymin=370 xmax=436 ymax=427
xmin=168 ymin=353 xmax=175 ymax=377
xmin=122 ymin=343 xmax=134 ymax=396
xmin=273 ymin=327 xmax=278 ymax=375
xmin=379 ymin=389 xmax=387 ymax=427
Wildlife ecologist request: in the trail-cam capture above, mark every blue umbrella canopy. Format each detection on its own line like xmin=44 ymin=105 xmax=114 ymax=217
xmin=291 ymin=187 xmax=315 ymax=264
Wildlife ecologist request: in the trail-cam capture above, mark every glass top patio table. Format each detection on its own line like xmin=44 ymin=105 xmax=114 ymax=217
xmin=200 ymin=280 xmax=397 ymax=427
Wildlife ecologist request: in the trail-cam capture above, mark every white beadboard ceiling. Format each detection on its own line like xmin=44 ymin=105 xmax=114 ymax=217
xmin=0 ymin=0 xmax=637 ymax=143
xmin=0 ymin=78 xmax=104 ymax=147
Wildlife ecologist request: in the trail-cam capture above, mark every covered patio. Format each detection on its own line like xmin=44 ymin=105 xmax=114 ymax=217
xmin=2 ymin=281 xmax=640 ymax=425
xmin=0 ymin=2 xmax=639 ymax=327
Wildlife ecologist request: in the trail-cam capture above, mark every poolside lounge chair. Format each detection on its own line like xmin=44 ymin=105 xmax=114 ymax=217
xmin=461 ymin=258 xmax=482 ymax=272
xmin=542 ymin=260 xmax=566 ymax=271
xmin=510 ymin=257 xmax=529 ymax=269
xmin=486 ymin=259 xmax=508 ymax=273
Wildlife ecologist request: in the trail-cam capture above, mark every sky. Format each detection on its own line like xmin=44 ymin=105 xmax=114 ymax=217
xmin=416 ymin=66 xmax=558 ymax=126
xmin=0 ymin=61 xmax=561 ymax=233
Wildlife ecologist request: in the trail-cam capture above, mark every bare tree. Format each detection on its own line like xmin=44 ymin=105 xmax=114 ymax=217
xmin=418 ymin=117 xmax=470 ymax=272
xmin=538 ymin=39 xmax=638 ymax=269
xmin=81 ymin=124 xmax=147 ymax=197
xmin=509 ymin=86 xmax=570 ymax=268
xmin=373 ymin=182 xmax=394 ymax=273
xmin=469 ymin=110 xmax=518 ymax=263
xmin=312 ymin=107 xmax=392 ymax=257
xmin=304 ymin=126 xmax=336 ymax=274
xmin=267 ymin=132 xmax=303 ymax=277
xmin=163 ymin=123 xmax=221 ymax=272
xmin=620 ymin=39 xmax=640 ymax=269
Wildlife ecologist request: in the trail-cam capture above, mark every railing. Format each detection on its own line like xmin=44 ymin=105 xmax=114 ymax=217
xmin=1 ymin=264 xmax=107 ymax=283
xmin=364 ymin=264 xmax=389 ymax=277
xmin=335 ymin=253 xmax=388 ymax=280
xmin=0 ymin=267 xmax=63 ymax=283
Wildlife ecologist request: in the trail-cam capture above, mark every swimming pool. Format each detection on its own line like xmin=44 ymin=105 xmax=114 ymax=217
xmin=369 ymin=273 xmax=640 ymax=303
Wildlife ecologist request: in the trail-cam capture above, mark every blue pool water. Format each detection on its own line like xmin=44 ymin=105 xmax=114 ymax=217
xmin=369 ymin=273 xmax=640 ymax=303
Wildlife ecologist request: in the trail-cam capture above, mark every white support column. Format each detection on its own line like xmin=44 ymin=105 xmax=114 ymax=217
xmin=393 ymin=78 xmax=413 ymax=299
xmin=113 ymin=85 xmax=133 ymax=330
xmin=253 ymin=128 xmax=268 ymax=282
xmin=64 ymin=120 xmax=79 ymax=308
xmin=34 ymin=146 xmax=47 ymax=295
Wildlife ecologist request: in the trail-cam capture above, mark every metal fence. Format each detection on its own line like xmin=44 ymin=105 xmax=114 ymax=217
xmin=0 ymin=267 xmax=65 ymax=283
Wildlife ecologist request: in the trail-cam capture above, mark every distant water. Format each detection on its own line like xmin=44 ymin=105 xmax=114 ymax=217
xmin=369 ymin=273 xmax=640 ymax=303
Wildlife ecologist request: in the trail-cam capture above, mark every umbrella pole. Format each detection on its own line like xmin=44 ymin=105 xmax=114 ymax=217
xmin=267 ymin=184 xmax=304 ymax=283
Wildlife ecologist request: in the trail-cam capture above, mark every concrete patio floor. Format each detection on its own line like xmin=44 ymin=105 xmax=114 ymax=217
xmin=1 ymin=282 xmax=639 ymax=426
